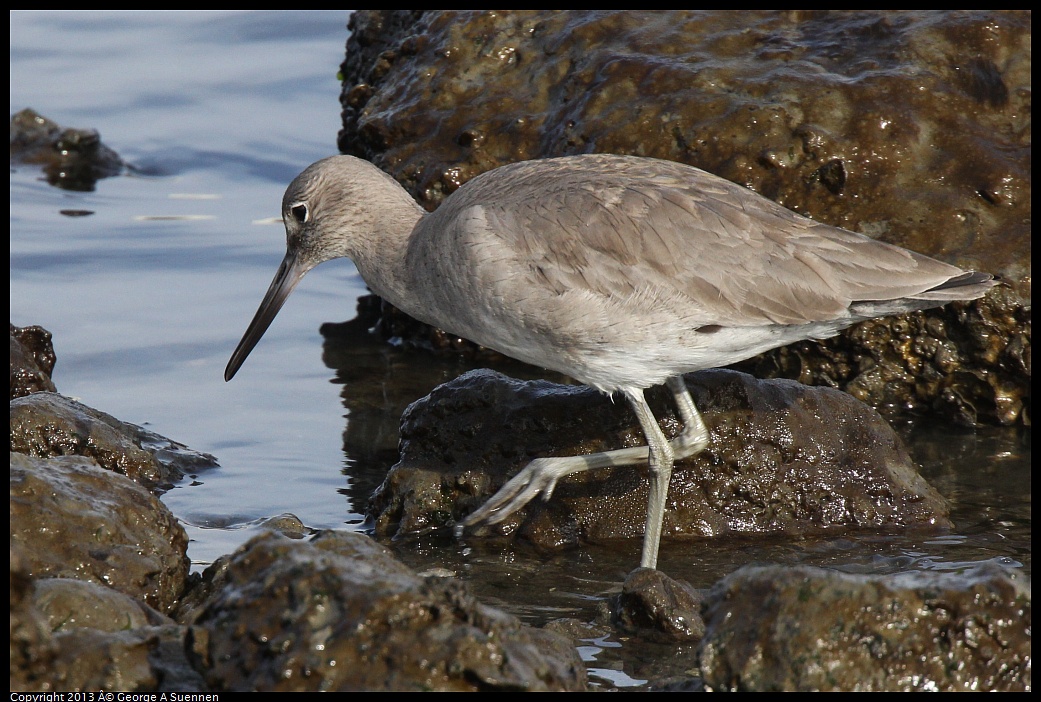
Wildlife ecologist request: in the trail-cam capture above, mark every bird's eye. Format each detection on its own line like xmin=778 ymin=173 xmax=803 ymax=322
xmin=290 ymin=203 xmax=309 ymax=224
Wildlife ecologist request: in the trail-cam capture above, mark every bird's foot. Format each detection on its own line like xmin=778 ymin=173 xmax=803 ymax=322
xmin=458 ymin=456 xmax=580 ymax=534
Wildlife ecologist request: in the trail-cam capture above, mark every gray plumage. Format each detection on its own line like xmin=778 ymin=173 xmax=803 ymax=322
xmin=226 ymin=153 xmax=994 ymax=570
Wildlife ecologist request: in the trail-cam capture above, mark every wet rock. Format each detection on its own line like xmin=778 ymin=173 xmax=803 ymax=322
xmin=10 ymin=108 xmax=124 ymax=191
xmin=32 ymin=578 xmax=171 ymax=633
xmin=258 ymin=512 xmax=311 ymax=539
xmin=10 ymin=452 xmax=190 ymax=614
xmin=10 ymin=546 xmax=206 ymax=693
xmin=336 ymin=10 xmax=1029 ymax=425
xmin=168 ymin=557 xmax=231 ymax=628
xmin=372 ymin=369 xmax=950 ymax=551
xmin=655 ymin=677 xmax=707 ymax=692
xmin=609 ymin=568 xmax=706 ymax=643
xmin=10 ymin=391 xmax=219 ymax=492
xmin=187 ymin=530 xmax=587 ymax=691
xmin=541 ymin=617 xmax=613 ymax=643
xmin=10 ymin=547 xmax=57 ymax=692
xmin=742 ymin=287 xmax=1029 ymax=426
xmin=341 ymin=10 xmax=1026 ymax=261
xmin=172 ymin=518 xmax=312 ymax=627
xmin=9 ymin=325 xmax=217 ymax=690
xmin=41 ymin=627 xmax=161 ymax=692
xmin=10 ymin=323 xmax=56 ymax=398
xmin=697 ymin=561 xmax=1031 ymax=691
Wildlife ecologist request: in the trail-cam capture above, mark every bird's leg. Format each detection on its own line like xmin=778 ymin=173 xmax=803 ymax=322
xmin=621 ymin=388 xmax=673 ymax=570
xmin=665 ymin=375 xmax=711 ymax=460
xmin=458 ymin=376 xmax=711 ymax=569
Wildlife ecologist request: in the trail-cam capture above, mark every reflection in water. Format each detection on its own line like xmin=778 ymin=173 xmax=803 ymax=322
xmin=322 ymin=295 xmax=574 ymax=512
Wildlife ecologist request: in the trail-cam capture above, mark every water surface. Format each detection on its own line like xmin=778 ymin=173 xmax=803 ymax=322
xmin=11 ymin=10 xmax=366 ymax=563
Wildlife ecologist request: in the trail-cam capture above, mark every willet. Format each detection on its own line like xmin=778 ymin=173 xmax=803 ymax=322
xmin=226 ymin=154 xmax=994 ymax=570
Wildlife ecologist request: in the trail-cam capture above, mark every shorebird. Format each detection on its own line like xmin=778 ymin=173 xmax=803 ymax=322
xmin=226 ymin=154 xmax=994 ymax=569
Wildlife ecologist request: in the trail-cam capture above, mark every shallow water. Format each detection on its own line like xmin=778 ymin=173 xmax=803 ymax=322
xmin=11 ymin=11 xmax=366 ymax=564
xmin=10 ymin=11 xmax=1029 ymax=690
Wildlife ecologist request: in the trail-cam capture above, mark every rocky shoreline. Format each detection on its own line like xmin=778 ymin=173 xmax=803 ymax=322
xmin=10 ymin=322 xmax=1031 ymax=691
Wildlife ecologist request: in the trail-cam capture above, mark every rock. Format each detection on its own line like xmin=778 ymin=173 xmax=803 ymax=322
xmin=10 ymin=392 xmax=219 ymax=492
xmin=9 ymin=545 xmax=205 ymax=693
xmin=10 ymin=452 xmax=190 ymax=614
xmin=335 ymin=10 xmax=1028 ymax=426
xmin=609 ymin=568 xmax=706 ymax=643
xmin=341 ymin=10 xmax=1028 ymax=257
xmin=10 ymin=323 xmax=56 ymax=398
xmin=187 ymin=530 xmax=587 ymax=691
xmin=32 ymin=578 xmax=170 ymax=633
xmin=372 ymin=369 xmax=950 ymax=550
xmin=698 ymin=561 xmax=1031 ymax=691
xmin=10 ymin=108 xmax=124 ymax=191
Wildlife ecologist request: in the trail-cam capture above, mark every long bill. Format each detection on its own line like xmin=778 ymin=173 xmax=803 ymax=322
xmin=225 ymin=250 xmax=310 ymax=381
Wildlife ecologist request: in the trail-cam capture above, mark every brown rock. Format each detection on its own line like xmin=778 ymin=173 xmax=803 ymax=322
xmin=698 ymin=562 xmax=1031 ymax=691
xmin=187 ymin=530 xmax=587 ymax=691
xmin=10 ymin=323 xmax=56 ymax=399
xmin=10 ymin=453 xmax=190 ymax=614
xmin=373 ymin=369 xmax=951 ymax=551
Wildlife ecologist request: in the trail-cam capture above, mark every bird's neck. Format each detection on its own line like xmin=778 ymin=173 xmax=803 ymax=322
xmin=350 ymin=193 xmax=426 ymax=309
